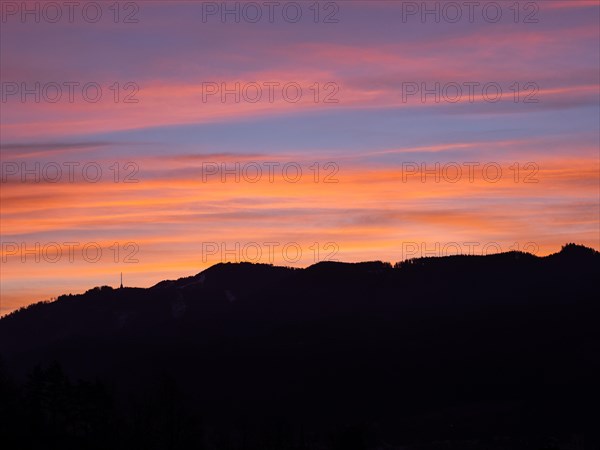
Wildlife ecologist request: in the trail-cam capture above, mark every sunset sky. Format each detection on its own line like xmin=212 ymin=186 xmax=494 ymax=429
xmin=1 ymin=0 xmax=599 ymax=315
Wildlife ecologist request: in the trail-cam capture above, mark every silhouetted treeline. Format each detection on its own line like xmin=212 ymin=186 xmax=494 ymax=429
xmin=0 ymin=360 xmax=379 ymax=449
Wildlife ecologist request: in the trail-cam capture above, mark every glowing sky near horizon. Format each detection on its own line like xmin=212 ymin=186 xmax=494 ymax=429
xmin=1 ymin=0 xmax=599 ymax=314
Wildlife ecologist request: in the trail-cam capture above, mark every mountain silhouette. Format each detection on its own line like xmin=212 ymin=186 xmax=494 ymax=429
xmin=1 ymin=244 xmax=599 ymax=449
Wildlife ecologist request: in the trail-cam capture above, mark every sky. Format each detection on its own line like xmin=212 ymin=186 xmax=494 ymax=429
xmin=1 ymin=0 xmax=599 ymax=315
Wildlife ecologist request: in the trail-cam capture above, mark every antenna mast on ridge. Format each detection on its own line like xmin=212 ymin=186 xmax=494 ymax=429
xmin=120 ymin=272 xmax=123 ymax=289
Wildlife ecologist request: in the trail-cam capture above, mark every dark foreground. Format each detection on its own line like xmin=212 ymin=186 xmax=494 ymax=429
xmin=1 ymin=244 xmax=599 ymax=450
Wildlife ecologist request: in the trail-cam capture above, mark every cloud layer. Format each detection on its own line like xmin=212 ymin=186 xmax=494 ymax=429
xmin=1 ymin=1 xmax=599 ymax=314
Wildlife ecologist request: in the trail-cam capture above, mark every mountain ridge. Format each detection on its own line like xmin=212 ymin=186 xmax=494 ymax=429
xmin=0 ymin=243 xmax=599 ymax=448
xmin=2 ymin=243 xmax=598 ymax=324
